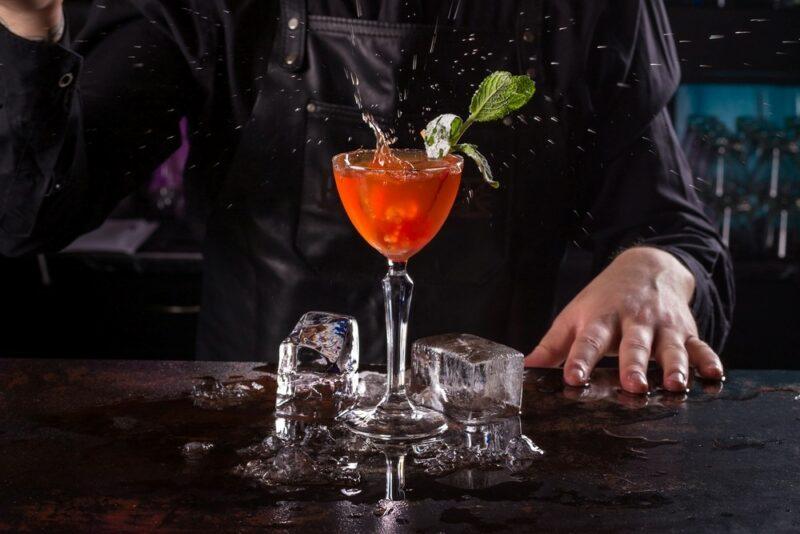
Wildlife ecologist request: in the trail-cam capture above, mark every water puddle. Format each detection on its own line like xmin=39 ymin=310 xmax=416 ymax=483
xmin=26 ymin=367 xmax=771 ymax=514
xmin=712 ymin=435 xmax=779 ymax=450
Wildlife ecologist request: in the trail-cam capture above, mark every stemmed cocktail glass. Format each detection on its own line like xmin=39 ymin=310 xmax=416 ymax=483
xmin=333 ymin=148 xmax=463 ymax=441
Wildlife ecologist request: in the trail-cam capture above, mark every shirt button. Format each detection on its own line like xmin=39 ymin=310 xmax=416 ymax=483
xmin=306 ymin=102 xmax=317 ymax=113
xmin=58 ymin=72 xmax=74 ymax=88
xmin=287 ymin=17 xmax=299 ymax=30
xmin=285 ymin=53 xmax=297 ymax=66
xmin=526 ymin=67 xmax=536 ymax=78
xmin=522 ymin=30 xmax=535 ymax=43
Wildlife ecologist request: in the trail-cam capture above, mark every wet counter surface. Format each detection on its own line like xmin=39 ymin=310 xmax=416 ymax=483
xmin=0 ymin=359 xmax=799 ymax=533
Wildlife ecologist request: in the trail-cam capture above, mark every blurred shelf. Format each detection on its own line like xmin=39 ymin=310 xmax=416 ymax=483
xmin=58 ymin=219 xmax=203 ymax=274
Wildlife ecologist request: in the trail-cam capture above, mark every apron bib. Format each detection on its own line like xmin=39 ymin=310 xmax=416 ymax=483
xmin=198 ymin=0 xmax=574 ymax=362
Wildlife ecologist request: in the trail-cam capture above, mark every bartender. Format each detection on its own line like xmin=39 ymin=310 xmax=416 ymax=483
xmin=0 ymin=0 xmax=733 ymax=394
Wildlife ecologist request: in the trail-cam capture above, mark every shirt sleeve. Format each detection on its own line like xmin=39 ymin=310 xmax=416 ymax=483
xmin=0 ymin=2 xmax=194 ymax=255
xmin=581 ymin=0 xmax=735 ymax=352
xmin=0 ymin=24 xmax=81 ymax=241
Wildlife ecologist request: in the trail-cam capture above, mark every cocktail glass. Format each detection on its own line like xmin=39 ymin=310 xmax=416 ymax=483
xmin=333 ymin=148 xmax=463 ymax=440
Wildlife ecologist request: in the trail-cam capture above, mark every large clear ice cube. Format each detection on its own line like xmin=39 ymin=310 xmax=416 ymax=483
xmin=409 ymin=333 xmax=524 ymax=423
xmin=276 ymin=311 xmax=359 ymax=417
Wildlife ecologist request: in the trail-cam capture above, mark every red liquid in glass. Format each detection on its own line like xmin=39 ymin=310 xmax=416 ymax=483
xmin=333 ymin=150 xmax=462 ymax=261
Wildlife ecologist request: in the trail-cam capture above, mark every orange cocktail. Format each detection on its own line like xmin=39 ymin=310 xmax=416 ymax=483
xmin=333 ymin=149 xmax=462 ymax=261
xmin=333 ymin=148 xmax=463 ymax=441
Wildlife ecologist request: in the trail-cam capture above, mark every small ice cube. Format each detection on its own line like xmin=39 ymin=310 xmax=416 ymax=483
xmin=233 ymin=424 xmax=362 ymax=489
xmin=276 ymin=311 xmax=359 ymax=417
xmin=191 ymin=377 xmax=265 ymax=410
xmin=271 ymin=446 xmax=318 ymax=482
xmin=409 ymin=334 xmax=524 ymax=423
xmin=504 ymin=434 xmax=544 ymax=473
xmin=237 ymin=435 xmax=284 ymax=458
xmin=181 ymin=441 xmax=215 ymax=460
xmin=279 ymin=311 xmax=359 ymax=374
xmin=412 ymin=416 xmax=542 ymax=484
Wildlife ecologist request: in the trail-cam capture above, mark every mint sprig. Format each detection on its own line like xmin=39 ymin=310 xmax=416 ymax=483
xmin=421 ymin=71 xmax=536 ymax=188
xmin=455 ymin=143 xmax=494 ymax=187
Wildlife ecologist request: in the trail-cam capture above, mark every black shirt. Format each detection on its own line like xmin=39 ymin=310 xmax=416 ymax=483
xmin=0 ymin=0 xmax=734 ymax=362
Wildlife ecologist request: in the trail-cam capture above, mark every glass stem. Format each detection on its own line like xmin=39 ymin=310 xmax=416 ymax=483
xmin=384 ymin=453 xmax=406 ymax=501
xmin=380 ymin=260 xmax=413 ymax=412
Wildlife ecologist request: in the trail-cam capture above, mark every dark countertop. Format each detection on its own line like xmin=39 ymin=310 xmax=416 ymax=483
xmin=1 ymin=359 xmax=799 ymax=533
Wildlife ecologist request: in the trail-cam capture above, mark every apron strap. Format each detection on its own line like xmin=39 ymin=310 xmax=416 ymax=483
xmin=280 ymin=0 xmax=308 ymax=72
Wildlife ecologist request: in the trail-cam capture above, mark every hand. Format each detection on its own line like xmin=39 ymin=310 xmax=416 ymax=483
xmin=0 ymin=0 xmax=63 ymax=41
xmin=525 ymin=247 xmax=724 ymax=394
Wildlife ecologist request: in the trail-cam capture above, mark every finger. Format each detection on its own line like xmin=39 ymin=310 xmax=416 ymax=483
xmin=653 ymin=328 xmax=690 ymax=392
xmin=686 ymin=337 xmax=724 ymax=380
xmin=526 ymin=315 xmax=574 ymax=368
xmin=617 ymin=322 xmax=654 ymax=394
xmin=563 ymin=321 xmax=614 ymax=387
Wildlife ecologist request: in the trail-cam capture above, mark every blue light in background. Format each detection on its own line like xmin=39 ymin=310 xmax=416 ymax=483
xmin=674 ymin=84 xmax=800 ymax=137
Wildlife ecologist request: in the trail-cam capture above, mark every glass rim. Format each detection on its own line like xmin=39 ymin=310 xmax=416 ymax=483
xmin=332 ymin=149 xmax=464 ymax=174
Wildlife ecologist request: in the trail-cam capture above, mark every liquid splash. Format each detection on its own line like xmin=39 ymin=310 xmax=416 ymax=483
xmin=344 ymin=65 xmax=408 ymax=170
xmin=361 ymin=111 xmax=404 ymax=168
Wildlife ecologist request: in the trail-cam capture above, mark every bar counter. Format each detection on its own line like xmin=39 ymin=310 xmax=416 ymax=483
xmin=1 ymin=359 xmax=798 ymax=532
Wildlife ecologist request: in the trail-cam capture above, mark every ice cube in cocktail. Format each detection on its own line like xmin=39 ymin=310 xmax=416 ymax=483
xmin=409 ymin=333 xmax=524 ymax=424
xmin=276 ymin=311 xmax=359 ymax=417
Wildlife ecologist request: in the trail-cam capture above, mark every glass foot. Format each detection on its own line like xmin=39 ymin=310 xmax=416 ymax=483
xmin=342 ymin=402 xmax=448 ymax=442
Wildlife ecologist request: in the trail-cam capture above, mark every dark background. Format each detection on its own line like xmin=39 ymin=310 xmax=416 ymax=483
xmin=1 ymin=1 xmax=798 ymax=367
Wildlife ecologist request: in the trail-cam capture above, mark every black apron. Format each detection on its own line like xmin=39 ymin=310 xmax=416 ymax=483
xmin=197 ymin=0 xmax=576 ymax=362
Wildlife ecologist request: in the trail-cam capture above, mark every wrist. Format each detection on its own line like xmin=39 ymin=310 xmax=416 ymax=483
xmin=614 ymin=246 xmax=696 ymax=303
xmin=0 ymin=5 xmax=63 ymax=42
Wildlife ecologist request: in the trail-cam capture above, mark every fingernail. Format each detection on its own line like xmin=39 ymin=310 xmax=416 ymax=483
xmin=667 ymin=371 xmax=686 ymax=388
xmin=572 ymin=367 xmax=586 ymax=382
xmin=628 ymin=371 xmax=648 ymax=392
xmin=704 ymin=365 xmax=724 ymax=379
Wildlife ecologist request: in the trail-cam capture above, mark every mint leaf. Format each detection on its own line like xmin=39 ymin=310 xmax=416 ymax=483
xmin=468 ymin=71 xmax=536 ymax=123
xmin=420 ymin=70 xmax=535 ymax=187
xmin=455 ymin=143 xmax=498 ymax=189
xmin=422 ymin=114 xmax=463 ymax=159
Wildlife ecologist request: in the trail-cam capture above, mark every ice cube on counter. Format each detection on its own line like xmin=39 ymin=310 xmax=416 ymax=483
xmin=412 ymin=416 xmax=543 ymax=483
xmin=276 ymin=311 xmax=359 ymax=417
xmin=409 ymin=333 xmax=524 ymax=423
xmin=191 ymin=377 xmax=265 ymax=410
xmin=279 ymin=311 xmax=359 ymax=374
xmin=181 ymin=441 xmax=215 ymax=461
xmin=233 ymin=423 xmax=362 ymax=488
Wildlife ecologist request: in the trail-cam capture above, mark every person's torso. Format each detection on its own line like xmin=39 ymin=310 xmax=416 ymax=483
xmin=137 ymin=0 xmax=600 ymax=361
